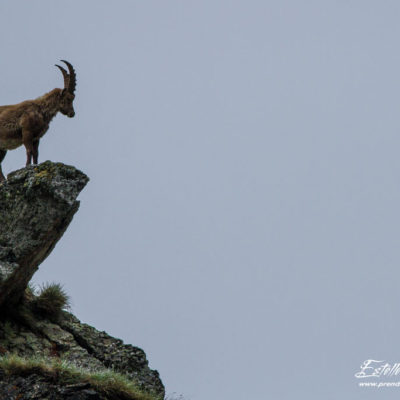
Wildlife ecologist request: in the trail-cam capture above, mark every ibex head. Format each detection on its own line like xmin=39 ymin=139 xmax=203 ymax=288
xmin=55 ymin=60 xmax=76 ymax=118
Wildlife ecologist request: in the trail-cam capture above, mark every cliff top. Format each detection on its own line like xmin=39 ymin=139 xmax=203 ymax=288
xmin=0 ymin=161 xmax=164 ymax=400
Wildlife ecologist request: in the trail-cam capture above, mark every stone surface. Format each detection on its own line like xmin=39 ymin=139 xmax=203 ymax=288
xmin=59 ymin=313 xmax=164 ymax=395
xmin=0 ymin=311 xmax=164 ymax=398
xmin=0 ymin=161 xmax=89 ymax=307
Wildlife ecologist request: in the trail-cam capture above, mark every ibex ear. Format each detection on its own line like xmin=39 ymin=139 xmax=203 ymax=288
xmin=61 ymin=88 xmax=66 ymax=96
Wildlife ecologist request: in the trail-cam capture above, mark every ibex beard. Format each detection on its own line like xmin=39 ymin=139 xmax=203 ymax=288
xmin=0 ymin=60 xmax=76 ymax=181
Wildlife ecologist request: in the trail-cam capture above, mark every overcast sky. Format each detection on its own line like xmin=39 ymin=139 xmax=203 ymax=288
xmin=1 ymin=1 xmax=400 ymax=399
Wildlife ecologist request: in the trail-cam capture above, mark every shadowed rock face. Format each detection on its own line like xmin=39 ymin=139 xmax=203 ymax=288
xmin=0 ymin=371 xmax=105 ymax=400
xmin=0 ymin=161 xmax=89 ymax=307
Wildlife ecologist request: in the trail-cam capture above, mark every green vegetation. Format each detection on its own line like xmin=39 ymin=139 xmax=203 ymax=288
xmin=0 ymin=354 xmax=161 ymax=400
xmin=31 ymin=282 xmax=70 ymax=319
xmin=24 ymin=283 xmax=36 ymax=301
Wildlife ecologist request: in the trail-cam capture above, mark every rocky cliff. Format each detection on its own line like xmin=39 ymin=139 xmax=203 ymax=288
xmin=0 ymin=161 xmax=164 ymax=400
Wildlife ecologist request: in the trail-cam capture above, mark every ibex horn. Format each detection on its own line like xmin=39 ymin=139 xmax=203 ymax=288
xmin=60 ymin=60 xmax=76 ymax=94
xmin=55 ymin=64 xmax=69 ymax=90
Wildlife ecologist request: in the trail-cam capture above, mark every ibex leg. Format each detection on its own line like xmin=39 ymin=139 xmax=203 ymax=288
xmin=0 ymin=149 xmax=7 ymax=182
xmin=33 ymin=140 xmax=39 ymax=164
xmin=22 ymin=131 xmax=34 ymax=166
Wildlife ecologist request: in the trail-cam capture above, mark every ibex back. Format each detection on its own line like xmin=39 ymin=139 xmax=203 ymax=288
xmin=0 ymin=60 xmax=76 ymax=181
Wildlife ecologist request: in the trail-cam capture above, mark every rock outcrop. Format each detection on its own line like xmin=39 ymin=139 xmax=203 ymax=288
xmin=0 ymin=161 xmax=88 ymax=307
xmin=0 ymin=162 xmax=164 ymax=400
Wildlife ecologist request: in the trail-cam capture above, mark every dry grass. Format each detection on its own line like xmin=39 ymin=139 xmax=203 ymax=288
xmin=0 ymin=354 xmax=161 ymax=400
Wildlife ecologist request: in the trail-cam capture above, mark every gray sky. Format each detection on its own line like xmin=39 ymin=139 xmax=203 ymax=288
xmin=1 ymin=1 xmax=400 ymax=398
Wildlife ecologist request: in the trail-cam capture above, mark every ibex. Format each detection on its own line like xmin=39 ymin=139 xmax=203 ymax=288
xmin=0 ymin=60 xmax=76 ymax=181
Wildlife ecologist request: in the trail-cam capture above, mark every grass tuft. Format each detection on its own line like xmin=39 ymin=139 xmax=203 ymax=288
xmin=31 ymin=282 xmax=70 ymax=319
xmin=0 ymin=354 xmax=160 ymax=400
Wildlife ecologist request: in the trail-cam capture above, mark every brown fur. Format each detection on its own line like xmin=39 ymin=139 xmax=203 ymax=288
xmin=0 ymin=61 xmax=76 ymax=181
